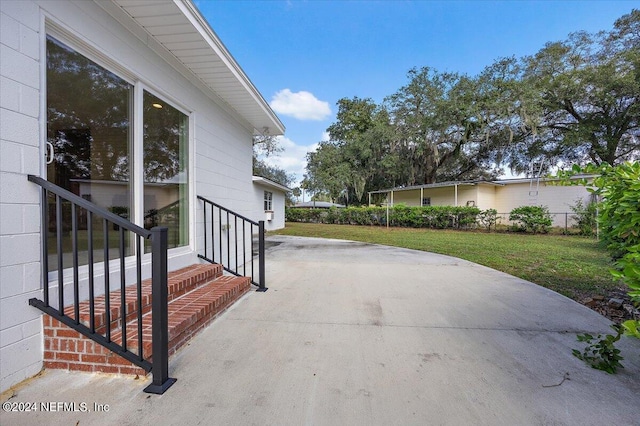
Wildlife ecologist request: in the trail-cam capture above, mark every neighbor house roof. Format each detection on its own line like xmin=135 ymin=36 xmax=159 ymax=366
xmin=368 ymin=175 xmax=597 ymax=195
xmin=368 ymin=180 xmax=502 ymax=195
xmin=103 ymin=0 xmax=284 ymax=136
xmin=293 ymin=201 xmax=346 ymax=209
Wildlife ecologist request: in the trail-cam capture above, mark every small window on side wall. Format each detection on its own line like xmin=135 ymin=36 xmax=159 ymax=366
xmin=422 ymin=197 xmax=431 ymax=206
xmin=264 ymin=191 xmax=273 ymax=211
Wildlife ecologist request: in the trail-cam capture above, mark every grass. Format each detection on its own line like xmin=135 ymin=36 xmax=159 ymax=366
xmin=272 ymin=222 xmax=621 ymax=301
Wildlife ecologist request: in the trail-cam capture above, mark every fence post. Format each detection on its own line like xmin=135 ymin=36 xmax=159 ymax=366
xmin=256 ymin=220 xmax=267 ymax=292
xmin=144 ymin=227 xmax=176 ymax=394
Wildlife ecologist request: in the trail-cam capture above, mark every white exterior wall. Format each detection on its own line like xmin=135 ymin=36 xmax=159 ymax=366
xmin=494 ymin=181 xmax=592 ymax=226
xmin=476 ymin=184 xmax=496 ymax=210
xmin=391 ymin=189 xmax=421 ymax=206
xmin=0 ymin=0 xmax=256 ymax=392
xmin=253 ymin=183 xmax=286 ymax=231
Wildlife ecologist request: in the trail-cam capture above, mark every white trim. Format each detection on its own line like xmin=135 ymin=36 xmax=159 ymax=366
xmin=39 ymin=11 xmax=47 ymax=179
xmin=132 ymin=82 xmax=144 ymax=237
xmin=188 ymin=110 xmax=195 ymax=253
xmin=252 ymin=176 xmax=291 ymax=193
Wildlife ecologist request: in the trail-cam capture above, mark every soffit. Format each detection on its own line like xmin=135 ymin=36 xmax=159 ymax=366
xmin=111 ymin=0 xmax=284 ymax=135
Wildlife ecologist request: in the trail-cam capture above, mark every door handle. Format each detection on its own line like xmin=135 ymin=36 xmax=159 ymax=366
xmin=46 ymin=142 xmax=54 ymax=165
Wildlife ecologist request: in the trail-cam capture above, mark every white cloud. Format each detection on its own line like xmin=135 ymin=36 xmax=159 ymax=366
xmin=270 ymin=89 xmax=331 ymax=121
xmin=261 ymin=136 xmax=318 ymax=186
xmin=321 ymin=131 xmax=330 ymax=142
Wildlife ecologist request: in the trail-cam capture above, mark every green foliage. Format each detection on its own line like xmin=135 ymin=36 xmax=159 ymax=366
xmin=569 ymin=198 xmax=599 ymax=236
xmin=285 ymin=205 xmax=480 ymax=229
xmin=572 ymin=326 xmax=624 ymax=374
xmin=622 ymin=320 xmax=640 ymax=339
xmin=557 ymin=162 xmax=639 ymax=372
xmin=477 ymin=209 xmax=498 ymax=231
xmin=558 ymin=162 xmax=640 ymax=306
xmin=508 ymin=205 xmax=552 ymax=233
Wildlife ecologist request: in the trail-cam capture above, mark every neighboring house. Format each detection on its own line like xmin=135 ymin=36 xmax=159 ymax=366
xmin=252 ymin=176 xmax=290 ymax=231
xmin=368 ymin=176 xmax=596 ymax=227
xmin=0 ymin=0 xmax=284 ymax=393
xmin=293 ymin=201 xmax=346 ymax=209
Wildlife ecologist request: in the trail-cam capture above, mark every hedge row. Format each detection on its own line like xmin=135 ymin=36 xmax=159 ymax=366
xmin=286 ymin=205 xmax=481 ymax=229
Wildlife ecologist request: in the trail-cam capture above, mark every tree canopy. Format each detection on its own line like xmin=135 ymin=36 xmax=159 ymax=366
xmin=304 ymin=9 xmax=640 ymax=205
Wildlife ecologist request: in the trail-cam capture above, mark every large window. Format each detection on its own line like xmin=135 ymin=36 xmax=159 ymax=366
xmin=46 ymin=35 xmax=189 ymax=270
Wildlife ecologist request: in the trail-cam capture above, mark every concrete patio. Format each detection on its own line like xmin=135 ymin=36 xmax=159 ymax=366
xmin=2 ymin=235 xmax=639 ymax=425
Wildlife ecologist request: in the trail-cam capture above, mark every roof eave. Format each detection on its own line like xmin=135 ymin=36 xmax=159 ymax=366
xmin=109 ymin=0 xmax=284 ymax=136
xmin=176 ymin=0 xmax=285 ymax=135
xmin=253 ymin=176 xmax=291 ymax=192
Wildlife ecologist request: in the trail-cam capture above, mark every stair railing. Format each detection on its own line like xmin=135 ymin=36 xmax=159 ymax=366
xmin=197 ymin=195 xmax=267 ymax=291
xmin=27 ymin=175 xmax=176 ymax=394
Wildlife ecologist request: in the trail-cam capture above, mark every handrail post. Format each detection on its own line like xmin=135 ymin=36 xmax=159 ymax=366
xmin=144 ymin=227 xmax=176 ymax=394
xmin=256 ymin=220 xmax=267 ymax=292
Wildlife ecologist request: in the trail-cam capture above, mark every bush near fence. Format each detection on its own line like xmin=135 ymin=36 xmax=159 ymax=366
xmin=286 ymin=205 xmax=583 ymax=234
xmin=286 ymin=205 xmax=481 ymax=229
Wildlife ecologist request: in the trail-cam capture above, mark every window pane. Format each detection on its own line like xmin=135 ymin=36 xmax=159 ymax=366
xmin=46 ymin=35 xmax=132 ymax=271
xmin=143 ymin=91 xmax=189 ymax=249
xmin=264 ymin=191 xmax=272 ymax=211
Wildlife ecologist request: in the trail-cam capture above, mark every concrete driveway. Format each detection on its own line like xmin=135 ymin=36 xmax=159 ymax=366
xmin=2 ymin=235 xmax=640 ymax=425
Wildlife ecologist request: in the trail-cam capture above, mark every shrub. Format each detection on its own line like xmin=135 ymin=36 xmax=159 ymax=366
xmin=477 ymin=209 xmax=498 ymax=231
xmin=570 ymin=198 xmax=599 ymax=236
xmin=509 ymin=205 xmax=552 ymax=234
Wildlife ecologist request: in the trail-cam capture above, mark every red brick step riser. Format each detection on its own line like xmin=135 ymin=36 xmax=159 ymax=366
xmin=43 ymin=272 xmax=250 ymax=376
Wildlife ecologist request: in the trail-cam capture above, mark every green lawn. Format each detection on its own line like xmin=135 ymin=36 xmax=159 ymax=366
xmin=272 ymin=222 xmax=621 ymax=301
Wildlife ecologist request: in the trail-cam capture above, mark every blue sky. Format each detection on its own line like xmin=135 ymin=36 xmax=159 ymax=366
xmin=196 ymin=0 xmax=636 ymax=186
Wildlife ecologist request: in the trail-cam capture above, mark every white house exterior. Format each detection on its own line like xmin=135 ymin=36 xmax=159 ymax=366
xmin=252 ymin=176 xmax=289 ymax=231
xmin=369 ymin=177 xmax=595 ymax=227
xmin=0 ymin=0 xmax=283 ymax=393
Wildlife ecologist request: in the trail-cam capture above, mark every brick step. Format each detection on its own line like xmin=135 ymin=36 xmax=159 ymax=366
xmin=62 ymin=263 xmax=223 ymax=334
xmin=110 ymin=275 xmax=251 ymax=357
xmin=44 ymin=266 xmax=251 ymax=376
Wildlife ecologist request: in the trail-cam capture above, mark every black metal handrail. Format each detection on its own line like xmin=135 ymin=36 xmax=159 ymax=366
xmin=197 ymin=195 xmax=266 ymax=291
xmin=27 ymin=175 xmax=175 ymax=394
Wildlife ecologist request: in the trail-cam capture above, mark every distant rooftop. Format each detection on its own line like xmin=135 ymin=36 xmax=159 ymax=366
xmin=293 ymin=201 xmax=346 ymax=209
xmin=368 ymin=174 xmax=597 ymax=195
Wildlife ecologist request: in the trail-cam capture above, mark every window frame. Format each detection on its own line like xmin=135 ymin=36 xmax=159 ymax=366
xmin=264 ymin=191 xmax=273 ymax=212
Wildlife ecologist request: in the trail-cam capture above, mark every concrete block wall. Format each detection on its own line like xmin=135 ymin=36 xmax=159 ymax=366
xmin=0 ymin=0 xmax=45 ymax=393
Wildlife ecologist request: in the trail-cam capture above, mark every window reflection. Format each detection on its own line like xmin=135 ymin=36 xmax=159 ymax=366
xmin=46 ymin=35 xmax=132 ymax=270
xmin=143 ymin=91 xmax=189 ymax=250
